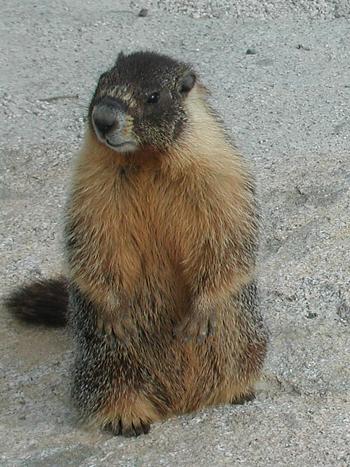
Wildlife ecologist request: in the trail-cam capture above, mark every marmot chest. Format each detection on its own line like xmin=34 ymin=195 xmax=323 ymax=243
xmin=68 ymin=166 xmax=190 ymax=293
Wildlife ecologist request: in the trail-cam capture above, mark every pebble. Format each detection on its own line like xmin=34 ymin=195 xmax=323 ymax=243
xmin=138 ymin=8 xmax=148 ymax=17
xmin=246 ymin=48 xmax=257 ymax=55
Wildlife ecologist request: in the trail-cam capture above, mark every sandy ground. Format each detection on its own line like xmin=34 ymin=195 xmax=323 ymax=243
xmin=1 ymin=1 xmax=349 ymax=465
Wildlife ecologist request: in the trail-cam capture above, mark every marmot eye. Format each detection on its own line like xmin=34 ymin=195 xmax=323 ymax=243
xmin=147 ymin=92 xmax=160 ymax=104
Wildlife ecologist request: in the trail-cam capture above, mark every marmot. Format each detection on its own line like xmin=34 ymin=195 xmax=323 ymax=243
xmin=5 ymin=51 xmax=268 ymax=437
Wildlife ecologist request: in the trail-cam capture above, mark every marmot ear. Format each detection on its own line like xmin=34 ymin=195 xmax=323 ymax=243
xmin=179 ymin=73 xmax=196 ymax=94
xmin=116 ymin=51 xmax=125 ymax=63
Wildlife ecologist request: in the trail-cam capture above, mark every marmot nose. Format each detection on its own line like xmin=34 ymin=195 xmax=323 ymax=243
xmin=92 ymin=104 xmax=117 ymax=135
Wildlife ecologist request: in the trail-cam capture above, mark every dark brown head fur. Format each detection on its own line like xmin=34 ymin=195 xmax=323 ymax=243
xmin=88 ymin=51 xmax=197 ymax=153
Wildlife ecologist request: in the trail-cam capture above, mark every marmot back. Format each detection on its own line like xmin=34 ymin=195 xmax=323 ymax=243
xmin=5 ymin=51 xmax=268 ymax=437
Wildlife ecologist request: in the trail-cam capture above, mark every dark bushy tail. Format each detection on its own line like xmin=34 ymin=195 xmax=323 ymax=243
xmin=4 ymin=276 xmax=68 ymax=327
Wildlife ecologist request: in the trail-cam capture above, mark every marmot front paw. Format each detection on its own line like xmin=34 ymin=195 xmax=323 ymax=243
xmin=174 ymin=308 xmax=216 ymax=343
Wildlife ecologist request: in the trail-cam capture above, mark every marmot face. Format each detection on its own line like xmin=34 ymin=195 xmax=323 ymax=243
xmin=88 ymin=51 xmax=197 ymax=153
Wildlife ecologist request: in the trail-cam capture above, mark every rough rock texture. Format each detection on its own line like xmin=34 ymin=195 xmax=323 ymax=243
xmin=148 ymin=0 xmax=350 ymax=18
xmin=0 ymin=1 xmax=349 ymax=465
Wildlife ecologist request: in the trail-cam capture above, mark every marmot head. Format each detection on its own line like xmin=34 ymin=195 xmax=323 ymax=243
xmin=88 ymin=51 xmax=197 ymax=153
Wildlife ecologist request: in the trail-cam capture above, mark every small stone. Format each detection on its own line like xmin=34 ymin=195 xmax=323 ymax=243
xmin=337 ymin=301 xmax=350 ymax=323
xmin=138 ymin=8 xmax=148 ymax=17
xmin=246 ymin=48 xmax=257 ymax=55
xmin=306 ymin=311 xmax=317 ymax=319
xmin=296 ymin=44 xmax=311 ymax=51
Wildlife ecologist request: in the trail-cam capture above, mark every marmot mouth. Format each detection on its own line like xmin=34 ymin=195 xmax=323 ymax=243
xmin=105 ymin=138 xmax=138 ymax=153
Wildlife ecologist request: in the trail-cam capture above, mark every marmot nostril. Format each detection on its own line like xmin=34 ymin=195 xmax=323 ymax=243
xmin=93 ymin=104 xmax=117 ymax=135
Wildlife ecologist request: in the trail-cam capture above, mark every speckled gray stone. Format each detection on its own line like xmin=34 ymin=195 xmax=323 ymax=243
xmin=1 ymin=1 xmax=349 ymax=465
